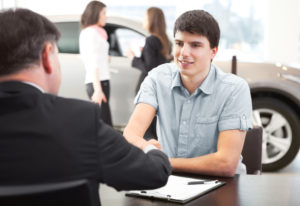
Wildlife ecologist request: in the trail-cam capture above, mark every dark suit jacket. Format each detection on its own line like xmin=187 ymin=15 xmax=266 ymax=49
xmin=132 ymin=35 xmax=170 ymax=73
xmin=132 ymin=35 xmax=171 ymax=93
xmin=0 ymin=81 xmax=172 ymax=204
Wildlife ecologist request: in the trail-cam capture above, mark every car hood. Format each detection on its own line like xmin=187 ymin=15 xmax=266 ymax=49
xmin=214 ymin=61 xmax=300 ymax=103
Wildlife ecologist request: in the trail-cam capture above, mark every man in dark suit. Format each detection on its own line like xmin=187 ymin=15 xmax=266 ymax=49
xmin=0 ymin=8 xmax=171 ymax=205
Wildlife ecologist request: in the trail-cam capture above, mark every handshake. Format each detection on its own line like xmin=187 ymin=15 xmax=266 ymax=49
xmin=124 ymin=135 xmax=161 ymax=151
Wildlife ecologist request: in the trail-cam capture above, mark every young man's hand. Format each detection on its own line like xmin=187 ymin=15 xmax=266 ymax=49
xmin=124 ymin=135 xmax=161 ymax=151
xmin=146 ymin=139 xmax=161 ymax=150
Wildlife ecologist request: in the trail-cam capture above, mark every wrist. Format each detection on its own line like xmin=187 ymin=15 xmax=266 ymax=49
xmin=143 ymin=144 xmax=158 ymax=153
xmin=94 ymin=89 xmax=103 ymax=95
xmin=134 ymin=138 xmax=150 ymax=151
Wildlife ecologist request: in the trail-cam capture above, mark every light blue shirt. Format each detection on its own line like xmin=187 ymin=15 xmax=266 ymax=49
xmin=135 ymin=63 xmax=252 ymax=174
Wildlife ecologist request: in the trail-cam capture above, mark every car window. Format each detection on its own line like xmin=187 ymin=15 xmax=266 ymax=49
xmin=105 ymin=25 xmax=122 ymax=57
xmin=55 ymin=22 xmax=80 ymax=54
xmin=114 ymin=28 xmax=145 ymax=57
xmin=55 ymin=22 xmax=145 ymax=57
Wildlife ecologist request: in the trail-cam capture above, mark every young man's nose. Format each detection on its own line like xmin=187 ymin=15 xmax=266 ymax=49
xmin=180 ymin=44 xmax=191 ymax=56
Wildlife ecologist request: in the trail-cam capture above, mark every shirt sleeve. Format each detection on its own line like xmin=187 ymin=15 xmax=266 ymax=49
xmin=134 ymin=72 xmax=159 ymax=110
xmin=80 ymin=28 xmax=107 ymax=70
xmin=143 ymin=144 xmax=158 ymax=153
xmin=218 ymin=78 xmax=253 ymax=131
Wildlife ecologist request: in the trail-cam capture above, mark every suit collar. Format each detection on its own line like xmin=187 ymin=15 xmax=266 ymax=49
xmin=22 ymin=81 xmax=44 ymax=93
xmin=0 ymin=81 xmax=43 ymax=94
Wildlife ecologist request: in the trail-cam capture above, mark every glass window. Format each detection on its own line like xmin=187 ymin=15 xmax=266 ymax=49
xmin=55 ymin=22 xmax=80 ymax=54
xmin=108 ymin=4 xmax=176 ymax=38
xmin=115 ymin=28 xmax=145 ymax=57
xmin=200 ymin=0 xmax=265 ymax=62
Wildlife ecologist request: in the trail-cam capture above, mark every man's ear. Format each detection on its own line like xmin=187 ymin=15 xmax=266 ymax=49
xmin=211 ymin=47 xmax=218 ymax=60
xmin=41 ymin=43 xmax=53 ymax=74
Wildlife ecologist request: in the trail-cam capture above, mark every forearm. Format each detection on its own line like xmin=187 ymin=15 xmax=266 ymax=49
xmin=123 ymin=103 xmax=156 ymax=140
xmin=170 ymin=152 xmax=238 ymax=177
xmin=171 ymin=130 xmax=246 ymax=177
xmin=123 ymin=120 xmax=147 ymax=146
xmin=123 ymin=103 xmax=158 ymax=149
xmin=124 ymin=124 xmax=162 ymax=152
xmin=132 ymin=57 xmax=147 ymax=72
xmin=92 ymin=68 xmax=102 ymax=92
xmin=124 ymin=120 xmax=145 ymax=138
xmin=132 ymin=50 xmax=157 ymax=73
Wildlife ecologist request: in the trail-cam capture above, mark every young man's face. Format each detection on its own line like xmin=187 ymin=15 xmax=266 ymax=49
xmin=173 ymin=31 xmax=217 ymax=78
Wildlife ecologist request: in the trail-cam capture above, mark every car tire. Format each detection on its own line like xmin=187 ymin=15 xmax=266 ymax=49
xmin=252 ymin=97 xmax=300 ymax=171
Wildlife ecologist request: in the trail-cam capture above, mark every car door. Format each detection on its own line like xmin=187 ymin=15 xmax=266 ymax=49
xmin=55 ymin=20 xmax=145 ymax=131
xmin=105 ymin=25 xmax=145 ymax=130
xmin=55 ymin=21 xmax=87 ymax=101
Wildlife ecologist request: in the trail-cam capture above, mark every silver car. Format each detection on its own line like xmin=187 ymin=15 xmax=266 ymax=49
xmin=50 ymin=15 xmax=300 ymax=172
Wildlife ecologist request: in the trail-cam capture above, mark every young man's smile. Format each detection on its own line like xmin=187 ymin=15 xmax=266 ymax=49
xmin=177 ymin=57 xmax=194 ymax=68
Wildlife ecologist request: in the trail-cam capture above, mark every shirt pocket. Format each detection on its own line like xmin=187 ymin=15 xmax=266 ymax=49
xmin=192 ymin=116 xmax=219 ymax=155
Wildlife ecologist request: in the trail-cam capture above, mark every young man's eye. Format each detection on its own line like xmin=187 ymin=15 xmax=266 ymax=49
xmin=175 ymin=42 xmax=183 ymax=47
xmin=191 ymin=43 xmax=201 ymax=48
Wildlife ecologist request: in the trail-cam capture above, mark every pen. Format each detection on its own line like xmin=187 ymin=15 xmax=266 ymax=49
xmin=187 ymin=180 xmax=218 ymax=185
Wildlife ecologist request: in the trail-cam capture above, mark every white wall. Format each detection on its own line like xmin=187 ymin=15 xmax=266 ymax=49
xmin=1 ymin=0 xmax=17 ymax=8
xmin=265 ymin=0 xmax=300 ymax=65
xmin=0 ymin=0 xmax=175 ymax=15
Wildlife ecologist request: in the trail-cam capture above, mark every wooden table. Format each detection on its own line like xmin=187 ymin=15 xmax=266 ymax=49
xmin=99 ymin=174 xmax=300 ymax=206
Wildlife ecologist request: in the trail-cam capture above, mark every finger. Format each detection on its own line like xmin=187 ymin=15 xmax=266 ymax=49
xmin=155 ymin=143 xmax=161 ymax=150
xmin=102 ymin=94 xmax=107 ymax=103
xmin=148 ymin=139 xmax=161 ymax=150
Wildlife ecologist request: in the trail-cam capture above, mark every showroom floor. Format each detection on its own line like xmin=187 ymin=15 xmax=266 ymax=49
xmin=263 ymin=152 xmax=300 ymax=175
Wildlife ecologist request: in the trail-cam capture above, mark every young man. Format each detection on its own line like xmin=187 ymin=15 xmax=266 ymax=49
xmin=124 ymin=10 xmax=252 ymax=177
xmin=0 ymin=8 xmax=171 ymax=204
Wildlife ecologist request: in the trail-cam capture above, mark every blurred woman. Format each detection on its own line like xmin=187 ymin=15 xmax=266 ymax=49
xmin=127 ymin=7 xmax=172 ymax=93
xmin=80 ymin=1 xmax=112 ymax=126
xmin=127 ymin=7 xmax=172 ymax=138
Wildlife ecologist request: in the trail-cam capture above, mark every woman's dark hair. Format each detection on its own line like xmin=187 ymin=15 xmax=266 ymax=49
xmin=80 ymin=1 xmax=106 ymax=29
xmin=147 ymin=7 xmax=172 ymax=60
xmin=173 ymin=10 xmax=220 ymax=48
xmin=0 ymin=8 xmax=60 ymax=76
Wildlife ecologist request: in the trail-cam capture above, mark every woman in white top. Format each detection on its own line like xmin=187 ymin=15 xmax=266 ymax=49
xmin=80 ymin=1 xmax=112 ymax=126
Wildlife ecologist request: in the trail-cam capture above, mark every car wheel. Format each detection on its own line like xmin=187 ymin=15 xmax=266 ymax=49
xmin=252 ymin=97 xmax=300 ymax=171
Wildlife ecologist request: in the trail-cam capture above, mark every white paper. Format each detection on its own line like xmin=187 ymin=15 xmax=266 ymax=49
xmin=127 ymin=175 xmax=223 ymax=202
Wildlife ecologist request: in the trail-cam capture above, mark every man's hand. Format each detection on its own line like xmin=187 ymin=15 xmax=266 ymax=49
xmin=147 ymin=139 xmax=161 ymax=150
xmin=124 ymin=135 xmax=161 ymax=151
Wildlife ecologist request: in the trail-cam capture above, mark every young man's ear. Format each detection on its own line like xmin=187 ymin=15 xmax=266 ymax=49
xmin=211 ymin=47 xmax=218 ymax=60
xmin=41 ymin=43 xmax=54 ymax=74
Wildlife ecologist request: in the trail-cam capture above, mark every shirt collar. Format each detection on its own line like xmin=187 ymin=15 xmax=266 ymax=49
xmin=22 ymin=81 xmax=45 ymax=93
xmin=197 ymin=64 xmax=216 ymax=95
xmin=171 ymin=70 xmax=182 ymax=89
xmin=171 ymin=64 xmax=216 ymax=95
